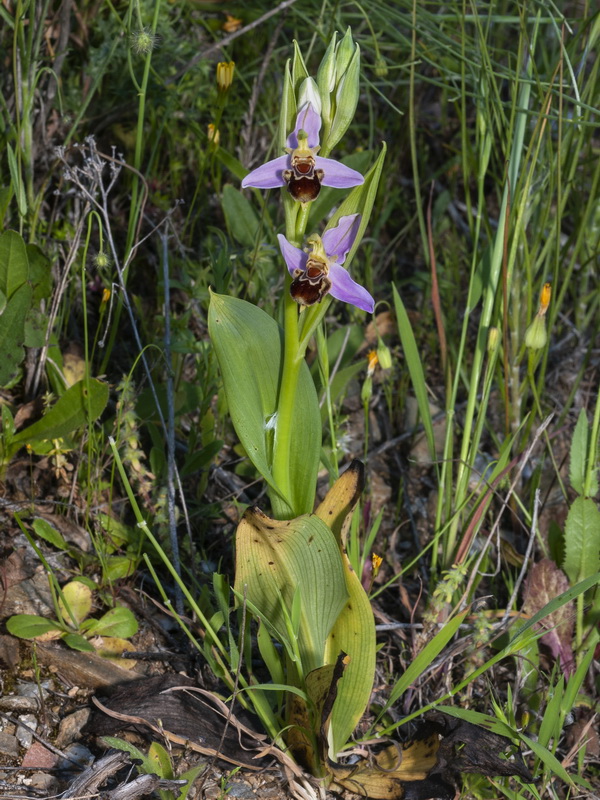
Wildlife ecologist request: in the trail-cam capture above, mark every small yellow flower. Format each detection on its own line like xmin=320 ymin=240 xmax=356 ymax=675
xmin=538 ymin=282 xmax=551 ymax=316
xmin=216 ymin=61 xmax=235 ymax=92
xmin=222 ymin=14 xmax=242 ymax=33
xmin=372 ymin=553 xmax=383 ymax=578
xmin=101 ymin=287 xmax=111 ymax=305
xmin=367 ymin=349 xmax=379 ymax=376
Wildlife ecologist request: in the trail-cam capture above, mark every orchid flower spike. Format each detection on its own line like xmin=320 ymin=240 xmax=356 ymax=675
xmin=241 ymin=103 xmax=364 ymax=203
xmin=277 ymin=214 xmax=374 ymax=313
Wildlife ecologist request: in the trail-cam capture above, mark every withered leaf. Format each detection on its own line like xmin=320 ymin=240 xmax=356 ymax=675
xmin=522 ymin=558 xmax=575 ymax=677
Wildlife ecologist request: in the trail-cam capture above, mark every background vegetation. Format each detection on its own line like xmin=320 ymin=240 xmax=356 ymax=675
xmin=1 ymin=0 xmax=598 ymax=798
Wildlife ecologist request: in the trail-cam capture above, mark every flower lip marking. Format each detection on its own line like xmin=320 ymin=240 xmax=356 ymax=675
xmin=283 ymin=129 xmax=324 ymax=203
xmin=290 ymin=247 xmax=332 ymax=306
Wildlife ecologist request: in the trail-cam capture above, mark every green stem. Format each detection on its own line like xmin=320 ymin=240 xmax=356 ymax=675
xmin=271 ymin=199 xmax=314 ymax=515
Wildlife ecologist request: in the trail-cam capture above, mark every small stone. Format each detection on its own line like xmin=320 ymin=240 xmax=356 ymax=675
xmin=17 ymin=680 xmax=52 ymax=699
xmin=0 ymin=695 xmax=38 ymax=713
xmin=0 ymin=635 xmax=21 ymax=670
xmin=29 ymin=772 xmax=58 ymax=791
xmin=55 ymin=708 xmax=91 ymax=748
xmin=0 ymin=731 xmax=19 ymax=757
xmin=16 ymin=714 xmax=37 ymax=748
xmin=226 ymin=781 xmax=256 ymax=799
xmin=21 ymin=741 xmax=58 ymax=769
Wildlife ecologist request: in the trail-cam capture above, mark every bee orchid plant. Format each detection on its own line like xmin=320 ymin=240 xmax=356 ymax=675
xmin=209 ymin=29 xmax=390 ymax=792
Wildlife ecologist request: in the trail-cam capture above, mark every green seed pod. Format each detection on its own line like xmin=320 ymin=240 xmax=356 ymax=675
xmin=525 ymin=314 xmax=547 ymax=350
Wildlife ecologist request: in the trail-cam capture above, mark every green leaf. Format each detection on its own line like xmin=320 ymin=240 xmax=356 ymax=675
xmin=148 ymin=741 xmax=174 ymax=779
xmin=215 ymin=146 xmax=247 ymax=182
xmin=0 ymin=230 xmax=29 ymax=297
xmin=58 ymin=580 xmax=93 ymax=626
xmin=84 ymin=606 xmax=139 ymax=638
xmin=0 ymin=282 xmax=32 ymax=387
xmin=208 ymin=292 xmax=320 ymax=516
xmin=326 ymin=143 xmax=387 ymax=274
xmin=62 ymin=632 xmax=95 ymax=652
xmin=392 ymin=284 xmax=436 ymax=463
xmin=103 ymin=555 xmax=137 ymax=581
xmin=32 ymin=518 xmax=69 ymax=551
xmin=102 ymin=736 xmax=155 ymax=774
xmin=563 ymin=496 xmax=600 ymax=585
xmin=234 ymin=508 xmax=348 ymax=675
xmin=569 ymin=408 xmax=598 ymax=497
xmin=6 ymin=614 xmax=64 ymax=639
xmin=221 ymin=185 xmax=261 ymax=248
xmin=5 ymin=146 xmax=27 ymax=217
xmin=378 ymin=610 xmax=468 ymax=718
xmin=26 ymin=243 xmax=52 ymax=303
xmin=11 ymin=378 xmax=109 ymax=448
xmin=315 ymin=463 xmax=375 ymax=755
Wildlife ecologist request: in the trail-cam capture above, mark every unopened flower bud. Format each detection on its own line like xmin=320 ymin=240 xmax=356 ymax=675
xmin=216 ymin=61 xmax=235 ymax=93
xmin=487 ymin=326 xmax=499 ymax=353
xmin=335 ymin=27 xmax=356 ymax=82
xmin=525 ymin=314 xmax=547 ymax=350
xmin=298 ymin=77 xmax=321 ymax=115
xmin=374 ymin=56 xmax=388 ymax=78
xmin=361 ymin=374 xmax=373 ymax=404
xmin=376 ymin=340 xmax=392 ymax=370
xmin=317 ymin=32 xmax=337 ymax=126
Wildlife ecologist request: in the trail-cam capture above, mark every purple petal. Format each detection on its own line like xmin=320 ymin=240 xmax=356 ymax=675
xmin=286 ymin=103 xmax=321 ymax=149
xmin=322 ymin=215 xmax=361 ymax=264
xmin=329 ymin=262 xmax=374 ymax=313
xmin=241 ymin=155 xmax=290 ymax=189
xmin=315 ymin=157 xmax=364 ymax=188
xmin=277 ymin=234 xmax=307 ymax=277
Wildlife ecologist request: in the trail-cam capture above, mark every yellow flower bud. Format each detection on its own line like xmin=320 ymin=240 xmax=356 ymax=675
xmin=216 ymin=61 xmax=235 ymax=93
xmin=487 ymin=326 xmax=499 ymax=353
xmin=101 ymin=287 xmax=111 ymax=305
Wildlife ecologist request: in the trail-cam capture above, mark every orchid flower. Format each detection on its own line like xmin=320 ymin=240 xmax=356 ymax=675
xmin=241 ymin=103 xmax=364 ymax=203
xmin=277 ymin=214 xmax=374 ymax=313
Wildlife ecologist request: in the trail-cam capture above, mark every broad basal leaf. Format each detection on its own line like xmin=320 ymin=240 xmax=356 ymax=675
xmin=234 ymin=508 xmax=348 ymax=674
xmin=209 ymin=292 xmax=320 ymax=517
xmin=316 ymin=461 xmax=376 ymax=756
